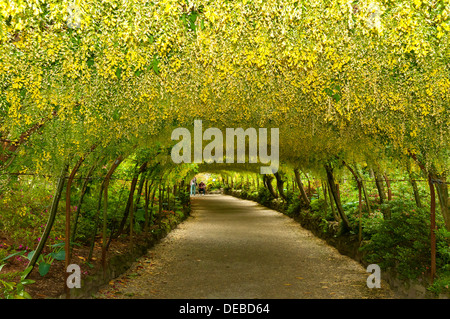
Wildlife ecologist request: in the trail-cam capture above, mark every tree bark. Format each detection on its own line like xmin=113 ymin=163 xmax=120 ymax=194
xmin=64 ymin=155 xmax=86 ymax=298
xmin=293 ymin=168 xmax=310 ymax=206
xmin=373 ymin=168 xmax=386 ymax=204
xmin=406 ymin=159 xmax=422 ymax=208
xmin=116 ymin=162 xmax=147 ymax=236
xmin=273 ymin=172 xmax=287 ymax=200
xmin=431 ymin=173 xmax=449 ymax=232
xmin=384 ymin=173 xmax=392 ymax=201
xmin=25 ymin=164 xmax=68 ymax=279
xmin=325 ymin=164 xmax=351 ymax=231
xmin=263 ymin=174 xmax=278 ymax=198
xmin=71 ymin=162 xmax=97 ymax=245
xmin=428 ymin=174 xmax=437 ymax=284
xmin=327 ymin=181 xmax=340 ymax=222
xmin=88 ymin=155 xmax=123 ymax=261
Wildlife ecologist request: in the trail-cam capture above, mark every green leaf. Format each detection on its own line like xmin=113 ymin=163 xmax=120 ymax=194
xmin=152 ymin=57 xmax=160 ymax=75
xmin=50 ymin=250 xmax=65 ymax=261
xmin=324 ymin=87 xmax=334 ymax=97
xmin=115 ymin=67 xmax=122 ymax=79
xmin=87 ymin=57 xmax=95 ymax=67
xmin=20 ymin=266 xmax=33 ymax=281
xmin=20 ymin=279 xmax=35 ymax=285
xmin=38 ymin=262 xmax=51 ymax=276
xmin=49 ymin=242 xmax=65 ymax=248
xmin=1 ymin=251 xmax=26 ymax=262
xmin=2 ymin=281 xmax=15 ymax=290
xmin=20 ymin=291 xmax=32 ymax=299
xmin=26 ymin=250 xmax=35 ymax=261
xmin=332 ymin=93 xmax=341 ymax=102
xmin=0 ymin=263 xmax=6 ymax=272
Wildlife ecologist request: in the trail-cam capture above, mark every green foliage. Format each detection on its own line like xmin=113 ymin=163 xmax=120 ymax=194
xmin=428 ymin=271 xmax=450 ymax=295
xmin=360 ymin=200 xmax=432 ymax=280
xmin=0 ymin=266 xmax=35 ymax=299
xmin=285 ymin=196 xmax=302 ymax=217
xmin=26 ymin=241 xmax=66 ymax=277
xmin=256 ymin=187 xmax=273 ymax=206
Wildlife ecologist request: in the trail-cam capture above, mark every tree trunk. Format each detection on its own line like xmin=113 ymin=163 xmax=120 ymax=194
xmin=159 ymin=180 xmax=163 ymax=216
xmin=432 ymin=173 xmax=449 ymax=232
xmin=149 ymin=186 xmax=157 ymax=227
xmin=144 ymin=179 xmax=151 ymax=232
xmin=263 ymin=174 xmax=278 ymax=198
xmin=406 ymin=160 xmax=422 ymax=208
xmin=322 ymin=180 xmax=328 ymax=210
xmin=428 ymin=174 xmax=437 ymax=284
xmin=64 ymin=156 xmax=85 ymax=298
xmin=71 ymin=162 xmax=97 ymax=245
xmin=88 ymin=156 xmax=123 ymax=261
xmin=384 ymin=173 xmax=392 ymax=200
xmin=325 ymin=164 xmax=351 ymax=231
xmin=293 ymin=168 xmax=310 ymax=206
xmin=25 ymin=164 xmax=68 ymax=279
xmin=101 ymin=180 xmax=109 ymax=272
xmin=273 ymin=172 xmax=287 ymax=200
xmin=116 ymin=162 xmax=147 ymax=236
xmin=355 ymin=169 xmax=372 ymax=215
xmin=408 ymin=150 xmax=439 ymax=282
xmin=373 ymin=168 xmax=386 ymax=204
xmin=327 ymin=181 xmax=340 ymax=222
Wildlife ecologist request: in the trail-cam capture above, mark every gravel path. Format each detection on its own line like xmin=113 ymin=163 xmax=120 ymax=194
xmin=96 ymin=194 xmax=397 ymax=299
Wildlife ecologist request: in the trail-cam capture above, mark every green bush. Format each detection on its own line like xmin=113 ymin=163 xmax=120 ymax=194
xmin=256 ymin=187 xmax=273 ymax=206
xmin=285 ymin=196 xmax=302 ymax=217
xmin=360 ymin=200 xmax=432 ymax=280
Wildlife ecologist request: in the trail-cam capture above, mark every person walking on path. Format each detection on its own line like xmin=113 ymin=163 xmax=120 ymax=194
xmin=190 ymin=177 xmax=197 ymax=196
xmin=199 ymin=181 xmax=206 ymax=195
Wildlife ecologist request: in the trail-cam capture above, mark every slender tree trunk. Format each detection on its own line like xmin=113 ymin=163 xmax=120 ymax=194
xmin=327 ymin=181 xmax=340 ymax=222
xmin=428 ymin=174 xmax=437 ymax=284
xmin=325 ymin=164 xmax=351 ymax=231
xmin=129 ymin=187 xmax=134 ymax=247
xmin=384 ymin=173 xmax=392 ymax=200
xmin=342 ymin=161 xmax=363 ymax=239
xmin=117 ymin=162 xmax=147 ymax=236
xmin=88 ymin=156 xmax=123 ymax=261
xmin=64 ymin=156 xmax=85 ymax=298
xmin=159 ymin=180 xmax=163 ymax=216
xmin=101 ymin=180 xmax=109 ymax=272
xmin=25 ymin=164 xmax=68 ymax=279
xmin=431 ymin=173 xmax=449 ymax=232
xmin=167 ymin=184 xmax=170 ymax=211
xmin=144 ymin=179 xmax=150 ymax=232
xmin=293 ymin=168 xmax=310 ymax=206
xmin=406 ymin=160 xmax=422 ymax=208
xmin=373 ymin=168 xmax=386 ymax=204
xmin=149 ymin=186 xmax=157 ymax=227
xmin=71 ymin=162 xmax=97 ymax=245
xmin=88 ymin=182 xmax=104 ymax=261
xmin=322 ymin=180 xmax=328 ymax=210
xmin=263 ymin=174 xmax=278 ymax=198
xmin=408 ymin=150 xmax=439 ymax=283
xmin=134 ymin=173 xmax=146 ymax=211
xmin=273 ymin=172 xmax=286 ymax=200
xmin=355 ymin=169 xmax=372 ymax=215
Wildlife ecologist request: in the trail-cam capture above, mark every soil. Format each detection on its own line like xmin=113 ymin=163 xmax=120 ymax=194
xmin=0 ymin=232 xmax=148 ymax=299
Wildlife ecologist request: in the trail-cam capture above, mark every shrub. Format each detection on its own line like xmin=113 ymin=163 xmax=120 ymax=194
xmin=256 ymin=187 xmax=273 ymax=206
xmin=360 ymin=200 xmax=432 ymax=280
